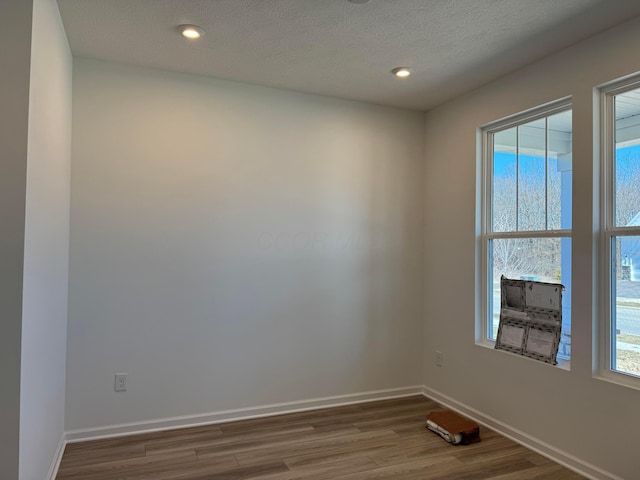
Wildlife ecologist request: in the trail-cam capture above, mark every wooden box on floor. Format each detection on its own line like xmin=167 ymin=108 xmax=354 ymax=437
xmin=426 ymin=410 xmax=481 ymax=445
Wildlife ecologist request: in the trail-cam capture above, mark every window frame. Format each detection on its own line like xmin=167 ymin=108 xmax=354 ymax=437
xmin=479 ymin=98 xmax=573 ymax=352
xmin=598 ymin=76 xmax=640 ymax=388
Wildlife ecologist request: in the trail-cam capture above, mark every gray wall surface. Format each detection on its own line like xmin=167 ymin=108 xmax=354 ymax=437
xmin=66 ymin=59 xmax=425 ymax=430
xmin=19 ymin=0 xmax=72 ymax=478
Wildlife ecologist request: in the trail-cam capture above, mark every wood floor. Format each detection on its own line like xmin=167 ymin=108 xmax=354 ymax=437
xmin=56 ymin=396 xmax=585 ymax=480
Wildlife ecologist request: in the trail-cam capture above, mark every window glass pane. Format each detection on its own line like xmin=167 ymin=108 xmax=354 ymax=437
xmin=493 ymin=128 xmax=517 ymax=232
xmin=546 ymin=158 xmax=561 ymax=230
xmin=547 ymin=110 xmax=572 ymax=230
xmin=489 ymin=237 xmax=572 ymax=358
xmin=614 ymin=88 xmax=640 ymax=227
xmin=518 ymin=119 xmax=546 ymax=231
xmin=612 ymin=235 xmax=640 ymax=377
xmin=614 ymin=148 xmax=640 ymax=228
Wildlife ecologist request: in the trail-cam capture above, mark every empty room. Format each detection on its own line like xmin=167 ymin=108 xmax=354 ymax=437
xmin=3 ymin=1 xmax=640 ymax=479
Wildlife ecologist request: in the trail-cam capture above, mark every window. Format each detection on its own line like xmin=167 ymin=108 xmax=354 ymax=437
xmin=600 ymin=78 xmax=640 ymax=381
xmin=480 ymin=100 xmax=572 ymax=360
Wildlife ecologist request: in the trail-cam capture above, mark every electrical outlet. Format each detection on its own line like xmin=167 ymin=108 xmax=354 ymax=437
xmin=435 ymin=351 xmax=443 ymax=367
xmin=114 ymin=373 xmax=127 ymax=392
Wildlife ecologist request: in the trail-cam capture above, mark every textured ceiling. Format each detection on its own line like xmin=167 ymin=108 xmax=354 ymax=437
xmin=57 ymin=0 xmax=640 ymax=111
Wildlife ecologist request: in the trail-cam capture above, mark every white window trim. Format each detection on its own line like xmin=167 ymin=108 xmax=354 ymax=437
xmin=477 ymin=98 xmax=573 ymax=360
xmin=597 ymin=76 xmax=640 ymax=389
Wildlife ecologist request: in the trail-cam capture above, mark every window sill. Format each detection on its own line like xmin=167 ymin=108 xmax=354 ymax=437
xmin=475 ymin=340 xmax=571 ymax=371
xmin=593 ymin=370 xmax=640 ymax=392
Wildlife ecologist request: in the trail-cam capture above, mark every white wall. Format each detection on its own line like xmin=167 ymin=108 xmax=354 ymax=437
xmin=423 ymin=16 xmax=640 ymax=480
xmin=66 ymin=59 xmax=425 ymax=430
xmin=19 ymin=0 xmax=72 ymax=478
xmin=0 ymin=1 xmax=33 ymax=479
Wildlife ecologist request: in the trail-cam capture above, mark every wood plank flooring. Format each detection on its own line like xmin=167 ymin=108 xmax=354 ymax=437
xmin=56 ymin=396 xmax=585 ymax=480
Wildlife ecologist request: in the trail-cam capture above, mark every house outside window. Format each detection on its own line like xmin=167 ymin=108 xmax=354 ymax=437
xmin=480 ymin=100 xmax=572 ymax=359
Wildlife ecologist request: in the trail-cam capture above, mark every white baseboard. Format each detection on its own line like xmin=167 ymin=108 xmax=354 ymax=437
xmin=65 ymin=385 xmax=423 ymax=443
xmin=46 ymin=435 xmax=66 ymax=480
xmin=421 ymin=386 xmax=623 ymax=480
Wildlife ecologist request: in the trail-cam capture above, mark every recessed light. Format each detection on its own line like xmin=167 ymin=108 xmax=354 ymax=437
xmin=349 ymin=0 xmax=371 ymax=4
xmin=178 ymin=24 xmax=204 ymax=40
xmin=391 ymin=67 xmax=411 ymax=78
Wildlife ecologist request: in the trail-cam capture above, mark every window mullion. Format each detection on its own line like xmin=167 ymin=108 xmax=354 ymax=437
xmin=606 ymin=226 xmax=640 ymax=236
xmin=486 ymin=230 xmax=571 ymax=240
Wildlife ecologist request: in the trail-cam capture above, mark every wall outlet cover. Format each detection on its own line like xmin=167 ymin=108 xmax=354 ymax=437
xmin=115 ymin=373 xmax=127 ymax=392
